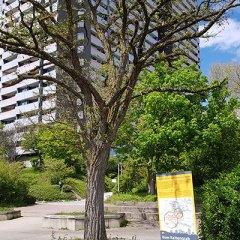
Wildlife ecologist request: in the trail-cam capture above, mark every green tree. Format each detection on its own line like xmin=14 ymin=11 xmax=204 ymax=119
xmin=0 ymin=1 xmax=240 ymax=238
xmin=22 ymin=123 xmax=85 ymax=175
xmin=201 ymin=164 xmax=240 ymax=240
xmin=114 ymin=62 xmax=240 ymax=193
xmin=188 ymin=84 xmax=240 ymax=184
xmin=0 ymin=124 xmax=18 ymax=162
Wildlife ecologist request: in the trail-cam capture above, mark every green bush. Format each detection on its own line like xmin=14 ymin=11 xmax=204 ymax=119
xmin=20 ymin=168 xmax=49 ymax=185
xmin=20 ymin=167 xmax=76 ymax=201
xmin=201 ymin=164 xmax=240 ymax=240
xmin=29 ymin=184 xmax=74 ymax=201
xmin=0 ymin=161 xmax=35 ymax=205
xmin=63 ymin=178 xmax=86 ymax=198
xmin=105 ymin=176 xmax=114 ymax=192
xmin=62 ymin=184 xmax=72 ymax=193
xmin=45 ymin=158 xmax=74 ymax=184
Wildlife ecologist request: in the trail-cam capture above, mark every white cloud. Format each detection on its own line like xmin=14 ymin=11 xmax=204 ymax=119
xmin=200 ymin=18 xmax=240 ymax=60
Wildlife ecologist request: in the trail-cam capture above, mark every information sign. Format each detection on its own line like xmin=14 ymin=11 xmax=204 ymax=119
xmin=156 ymin=171 xmax=198 ymax=240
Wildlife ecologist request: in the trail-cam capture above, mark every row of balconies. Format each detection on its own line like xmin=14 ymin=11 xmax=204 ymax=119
xmin=0 ymin=79 xmax=39 ymax=96
xmin=1 ymin=62 xmax=56 ymax=84
xmin=3 ymin=112 xmax=56 ymax=131
xmin=0 ymin=85 xmax=56 ymax=106
xmin=0 ymin=99 xmax=56 ymax=121
xmin=3 ymin=0 xmax=57 ymax=26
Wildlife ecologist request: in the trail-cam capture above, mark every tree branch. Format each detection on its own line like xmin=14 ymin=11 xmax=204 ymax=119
xmin=131 ymin=79 xmax=227 ymax=100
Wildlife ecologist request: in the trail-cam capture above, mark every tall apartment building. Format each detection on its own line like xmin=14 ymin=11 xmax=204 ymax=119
xmin=0 ymin=0 xmax=199 ymax=156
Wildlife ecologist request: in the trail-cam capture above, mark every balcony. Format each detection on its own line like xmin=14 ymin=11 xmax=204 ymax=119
xmin=3 ymin=122 xmax=17 ymax=131
xmin=91 ymin=46 xmax=106 ymax=61
xmin=2 ymin=59 xmax=18 ymax=72
xmin=4 ymin=0 xmax=18 ymax=13
xmin=42 ymin=112 xmax=56 ymax=124
xmin=18 ymin=61 xmax=40 ymax=75
xmin=16 ymin=102 xmax=39 ymax=114
xmin=1 ymin=85 xmax=17 ymax=96
xmin=1 ymin=72 xmax=18 ymax=84
xmin=16 ymin=115 xmax=39 ymax=126
xmin=2 ymin=51 xmax=12 ymax=60
xmin=43 ymin=70 xmax=57 ymax=78
xmin=16 ymin=89 xmax=39 ymax=102
xmin=42 ymin=99 xmax=56 ymax=110
xmin=17 ymin=54 xmax=32 ymax=62
xmin=0 ymin=108 xmax=17 ymax=121
xmin=0 ymin=96 xmax=16 ymax=109
xmin=20 ymin=2 xmax=32 ymax=13
xmin=43 ymin=85 xmax=56 ymax=95
xmin=17 ymin=79 xmax=40 ymax=89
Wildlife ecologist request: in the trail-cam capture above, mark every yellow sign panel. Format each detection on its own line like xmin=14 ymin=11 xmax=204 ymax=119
xmin=156 ymin=171 xmax=198 ymax=240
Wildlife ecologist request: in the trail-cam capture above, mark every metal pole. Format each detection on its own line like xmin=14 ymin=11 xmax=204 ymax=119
xmin=38 ymin=59 xmax=44 ymax=123
xmin=117 ymin=163 xmax=120 ymax=192
xmin=118 ymin=162 xmax=122 ymax=192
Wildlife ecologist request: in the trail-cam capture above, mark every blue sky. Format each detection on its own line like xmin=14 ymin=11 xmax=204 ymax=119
xmin=200 ymin=10 xmax=240 ymax=76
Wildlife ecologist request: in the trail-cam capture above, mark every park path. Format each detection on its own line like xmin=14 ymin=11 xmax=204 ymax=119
xmin=0 ymin=198 xmax=159 ymax=240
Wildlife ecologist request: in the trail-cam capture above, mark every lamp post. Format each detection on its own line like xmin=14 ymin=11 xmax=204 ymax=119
xmin=117 ymin=162 xmax=122 ymax=192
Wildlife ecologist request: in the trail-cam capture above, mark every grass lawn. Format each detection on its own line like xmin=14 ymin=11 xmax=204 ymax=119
xmin=56 ymin=211 xmax=117 ymax=216
xmin=105 ymin=192 xmax=157 ymax=203
xmin=0 ymin=206 xmax=14 ymax=213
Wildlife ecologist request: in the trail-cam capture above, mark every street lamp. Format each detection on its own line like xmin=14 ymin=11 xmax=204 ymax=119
xmin=117 ymin=162 xmax=122 ymax=192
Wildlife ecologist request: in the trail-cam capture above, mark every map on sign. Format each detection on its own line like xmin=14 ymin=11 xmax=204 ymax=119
xmin=159 ymin=198 xmax=195 ymax=235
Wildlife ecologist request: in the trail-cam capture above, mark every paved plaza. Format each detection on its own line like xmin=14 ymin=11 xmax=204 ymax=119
xmin=0 ymin=200 xmax=159 ymax=240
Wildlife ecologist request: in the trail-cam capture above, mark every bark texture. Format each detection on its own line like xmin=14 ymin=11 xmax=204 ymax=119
xmin=147 ymin=160 xmax=156 ymax=195
xmin=84 ymin=146 xmax=110 ymax=240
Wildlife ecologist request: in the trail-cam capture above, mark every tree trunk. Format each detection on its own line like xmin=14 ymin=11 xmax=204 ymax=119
xmin=84 ymin=145 xmax=110 ymax=240
xmin=147 ymin=159 xmax=156 ymax=195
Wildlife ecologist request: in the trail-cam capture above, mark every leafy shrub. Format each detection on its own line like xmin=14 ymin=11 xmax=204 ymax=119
xmin=62 ymin=184 xmax=72 ymax=193
xmin=105 ymin=176 xmax=114 ymax=192
xmin=20 ymin=167 xmax=75 ymax=201
xmin=0 ymin=161 xmax=35 ymax=205
xmin=45 ymin=158 xmax=74 ymax=184
xmin=29 ymin=184 xmax=74 ymax=201
xmin=63 ymin=178 xmax=86 ymax=198
xmin=20 ymin=168 xmax=49 ymax=185
xmin=201 ymin=164 xmax=240 ymax=240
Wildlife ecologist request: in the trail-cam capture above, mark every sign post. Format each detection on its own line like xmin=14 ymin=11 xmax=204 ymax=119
xmin=156 ymin=171 xmax=198 ymax=240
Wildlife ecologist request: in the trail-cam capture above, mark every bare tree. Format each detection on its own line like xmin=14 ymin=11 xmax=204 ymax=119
xmin=0 ymin=124 xmax=21 ymax=161
xmin=0 ymin=1 xmax=240 ymax=239
xmin=210 ymin=63 xmax=240 ymax=97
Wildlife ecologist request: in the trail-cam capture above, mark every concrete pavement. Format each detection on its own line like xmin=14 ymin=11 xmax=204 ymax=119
xmin=0 ymin=200 xmax=159 ymax=240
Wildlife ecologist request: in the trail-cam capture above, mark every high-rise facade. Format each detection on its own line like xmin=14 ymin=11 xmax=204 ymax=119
xmin=0 ymin=0 xmax=199 ymax=156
